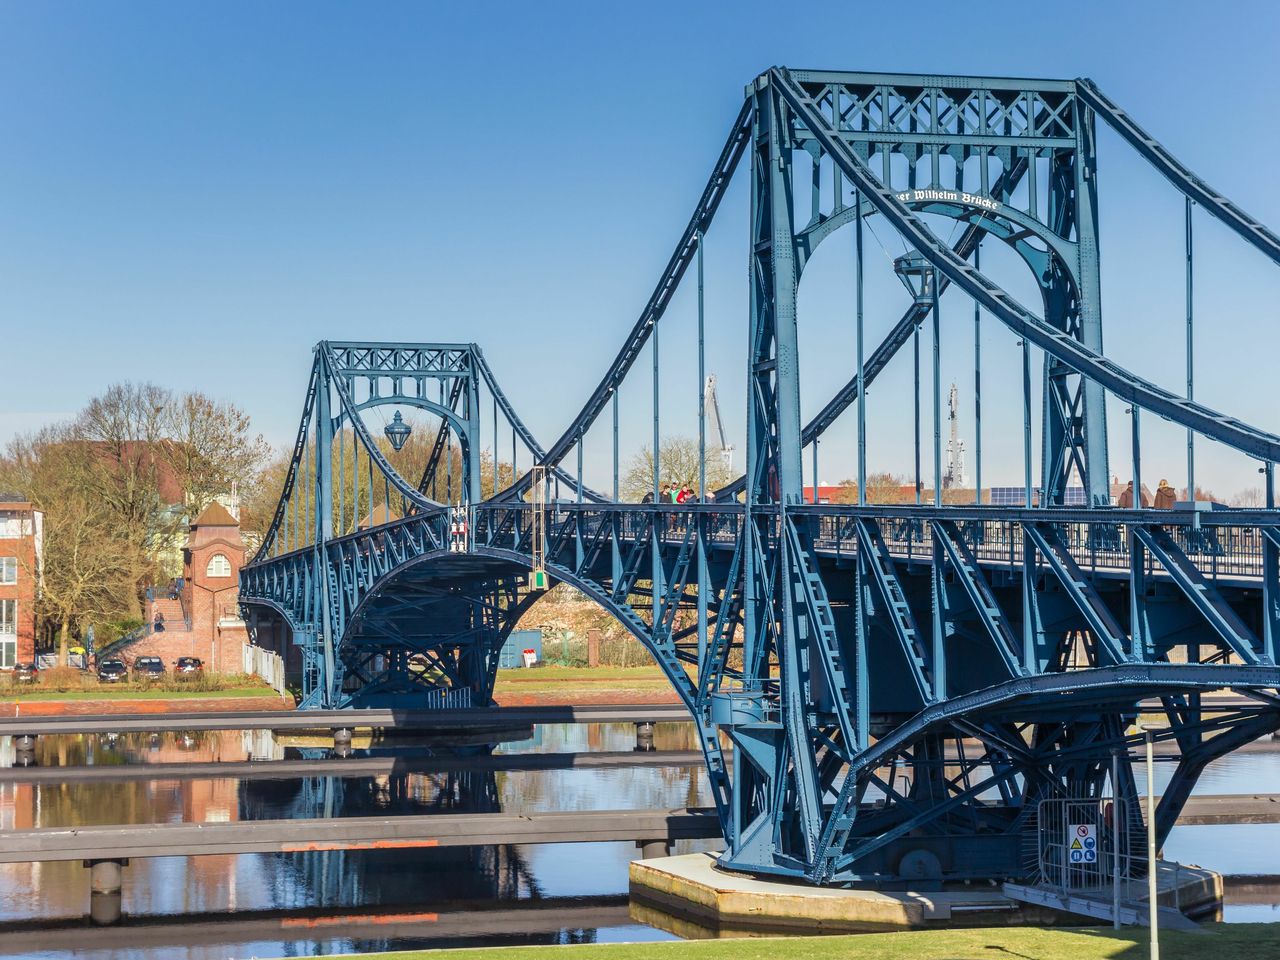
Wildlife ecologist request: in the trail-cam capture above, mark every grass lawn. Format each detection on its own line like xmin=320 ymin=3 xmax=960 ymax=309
xmin=0 ymin=685 xmax=278 ymax=702
xmin=351 ymin=924 xmax=1279 ymax=960
xmin=495 ymin=666 xmax=667 ymax=683
xmin=493 ymin=665 xmax=677 ymax=700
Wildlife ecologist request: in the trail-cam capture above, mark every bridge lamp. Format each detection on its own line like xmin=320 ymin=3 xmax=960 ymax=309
xmin=893 ymin=252 xmax=937 ymax=306
xmin=384 ymin=411 xmax=412 ymax=452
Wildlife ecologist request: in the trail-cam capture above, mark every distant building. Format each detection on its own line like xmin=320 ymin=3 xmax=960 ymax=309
xmin=124 ymin=501 xmax=250 ymax=673
xmin=801 ymin=485 xmax=849 ymax=505
xmin=0 ymin=495 xmax=43 ymax=669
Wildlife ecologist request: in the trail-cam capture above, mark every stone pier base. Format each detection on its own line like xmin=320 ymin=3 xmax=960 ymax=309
xmin=629 ymin=852 xmax=1221 ymax=938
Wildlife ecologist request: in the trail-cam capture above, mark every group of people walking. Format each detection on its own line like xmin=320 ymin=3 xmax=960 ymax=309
xmin=1117 ymin=478 xmax=1178 ymax=509
xmin=642 ymin=482 xmax=698 ymax=504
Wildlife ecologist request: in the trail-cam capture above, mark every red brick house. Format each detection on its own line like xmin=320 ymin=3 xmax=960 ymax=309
xmin=0 ymin=496 xmax=42 ymax=669
xmin=130 ymin=501 xmax=249 ymax=673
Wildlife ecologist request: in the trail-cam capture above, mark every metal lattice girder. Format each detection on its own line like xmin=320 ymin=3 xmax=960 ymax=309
xmin=1130 ymin=525 xmax=1267 ymax=665
xmin=932 ymin=519 xmax=1023 ymax=678
xmin=1022 ymin=522 xmax=1129 ymax=665
xmin=855 ymin=517 xmax=934 ymax=704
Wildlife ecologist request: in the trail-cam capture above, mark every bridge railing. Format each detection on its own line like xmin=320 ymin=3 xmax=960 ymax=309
xmin=801 ymin=508 xmax=1269 ymax=582
xmin=472 ymin=500 xmax=1274 ymax=586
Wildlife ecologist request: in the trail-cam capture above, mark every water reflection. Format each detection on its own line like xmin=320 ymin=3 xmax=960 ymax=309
xmin=2 ymin=725 xmax=1277 ymax=958
xmin=0 ymin=723 xmax=707 ymax=958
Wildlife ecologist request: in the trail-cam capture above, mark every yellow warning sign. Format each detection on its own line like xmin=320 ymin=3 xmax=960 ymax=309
xmin=1070 ymin=838 xmax=1083 ymax=850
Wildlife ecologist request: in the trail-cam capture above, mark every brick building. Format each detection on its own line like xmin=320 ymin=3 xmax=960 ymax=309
xmin=0 ymin=496 xmax=42 ymax=670
xmin=128 ymin=502 xmax=250 ymax=673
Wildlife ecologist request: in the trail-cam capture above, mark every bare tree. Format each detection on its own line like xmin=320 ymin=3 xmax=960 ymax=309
xmin=866 ymin=472 xmax=913 ymax=504
xmin=0 ymin=383 xmax=278 ymax=647
xmin=0 ymin=427 xmax=134 ymax=664
xmin=622 ymin=436 xmax=735 ymax=502
xmin=1230 ymin=487 xmax=1266 ymax=508
xmin=163 ymin=392 xmax=270 ymax=516
xmin=73 ymin=382 xmax=172 ymax=587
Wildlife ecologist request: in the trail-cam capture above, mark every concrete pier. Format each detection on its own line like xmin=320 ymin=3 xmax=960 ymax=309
xmin=630 ymin=852 xmax=1221 ymax=936
xmin=13 ymin=734 xmax=36 ymax=767
xmin=634 ymin=721 xmax=656 ymax=752
xmin=86 ymin=859 xmax=127 ymax=926
xmin=330 ymin=727 xmax=353 ymax=758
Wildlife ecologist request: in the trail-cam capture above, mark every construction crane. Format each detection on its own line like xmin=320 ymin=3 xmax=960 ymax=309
xmin=704 ymin=375 xmax=735 ymax=471
xmin=943 ymin=382 xmax=967 ymax=489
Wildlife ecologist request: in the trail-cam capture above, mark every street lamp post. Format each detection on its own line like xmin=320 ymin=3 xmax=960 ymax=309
xmin=1135 ymin=721 xmax=1160 ymax=960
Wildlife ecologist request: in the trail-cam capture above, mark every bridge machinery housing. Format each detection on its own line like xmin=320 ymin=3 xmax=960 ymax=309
xmin=241 ymin=68 xmax=1280 ymax=887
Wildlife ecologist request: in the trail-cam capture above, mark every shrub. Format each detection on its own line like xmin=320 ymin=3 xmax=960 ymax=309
xmin=36 ymin=666 xmax=96 ymax=692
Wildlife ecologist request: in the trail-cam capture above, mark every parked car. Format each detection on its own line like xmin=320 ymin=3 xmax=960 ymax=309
xmin=175 ymin=657 xmax=204 ymax=680
xmin=97 ymin=658 xmax=129 ymax=684
xmin=13 ymin=662 xmax=38 ymax=684
xmin=133 ymin=656 xmax=166 ymax=682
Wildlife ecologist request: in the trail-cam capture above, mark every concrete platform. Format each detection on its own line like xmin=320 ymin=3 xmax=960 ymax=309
xmin=629 ymin=852 xmax=1221 ymax=937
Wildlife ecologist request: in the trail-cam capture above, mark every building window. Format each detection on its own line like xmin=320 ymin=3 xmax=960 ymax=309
xmin=206 ymin=554 xmax=232 ymax=578
xmin=0 ymin=557 xmax=14 ymax=585
xmin=0 ymin=514 xmax=31 ymax=537
xmin=0 ymin=600 xmax=15 ymax=669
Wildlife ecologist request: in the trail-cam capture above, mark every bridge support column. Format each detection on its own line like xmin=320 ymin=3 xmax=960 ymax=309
xmin=637 ymin=839 xmax=672 ymax=860
xmin=14 ymin=734 xmax=36 ymax=765
xmin=634 ymin=721 xmax=655 ymax=752
xmin=85 ymin=858 xmax=127 ymax=925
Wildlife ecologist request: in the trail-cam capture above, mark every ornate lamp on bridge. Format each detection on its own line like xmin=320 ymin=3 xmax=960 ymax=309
xmin=383 ymin=411 xmax=412 ymax=451
xmin=892 ymin=251 xmax=937 ymax=305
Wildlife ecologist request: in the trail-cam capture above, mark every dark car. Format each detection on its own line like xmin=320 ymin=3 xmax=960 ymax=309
xmin=12 ymin=662 xmax=38 ymax=684
xmin=97 ymin=658 xmax=129 ymax=684
xmin=175 ymin=657 xmax=204 ymax=680
xmin=133 ymin=656 xmax=166 ymax=682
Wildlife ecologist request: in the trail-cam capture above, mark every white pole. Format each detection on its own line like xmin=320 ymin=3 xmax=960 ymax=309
xmin=1113 ymin=748 xmax=1121 ymax=929
xmin=1146 ymin=729 xmax=1159 ymax=960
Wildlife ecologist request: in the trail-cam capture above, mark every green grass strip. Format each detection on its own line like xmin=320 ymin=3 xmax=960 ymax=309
xmin=337 ymin=924 xmax=1280 ymax=960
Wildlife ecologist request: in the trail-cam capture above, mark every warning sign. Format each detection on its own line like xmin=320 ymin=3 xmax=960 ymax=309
xmin=1067 ymin=823 xmax=1097 ymax=864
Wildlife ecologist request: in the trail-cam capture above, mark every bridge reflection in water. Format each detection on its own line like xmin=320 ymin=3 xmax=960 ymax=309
xmin=0 ymin=723 xmax=716 ymax=955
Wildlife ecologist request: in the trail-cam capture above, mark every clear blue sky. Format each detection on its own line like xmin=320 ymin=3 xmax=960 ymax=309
xmin=3 ymin=1 xmax=1279 ymax=497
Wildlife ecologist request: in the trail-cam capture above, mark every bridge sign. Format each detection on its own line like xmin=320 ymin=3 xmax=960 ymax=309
xmin=1067 ymin=823 xmax=1097 ymax=864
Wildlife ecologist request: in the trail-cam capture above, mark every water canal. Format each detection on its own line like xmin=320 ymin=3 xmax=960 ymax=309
xmin=0 ymin=724 xmax=1277 ymax=958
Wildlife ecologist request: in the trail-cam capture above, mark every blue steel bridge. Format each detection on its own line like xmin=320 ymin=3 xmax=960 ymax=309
xmin=240 ymin=68 xmax=1280 ymax=887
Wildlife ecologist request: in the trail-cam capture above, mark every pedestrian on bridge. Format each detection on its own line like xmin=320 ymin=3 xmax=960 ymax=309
xmin=1118 ymin=481 xmax=1150 ymax=508
xmin=1155 ymin=479 xmax=1176 ymax=509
